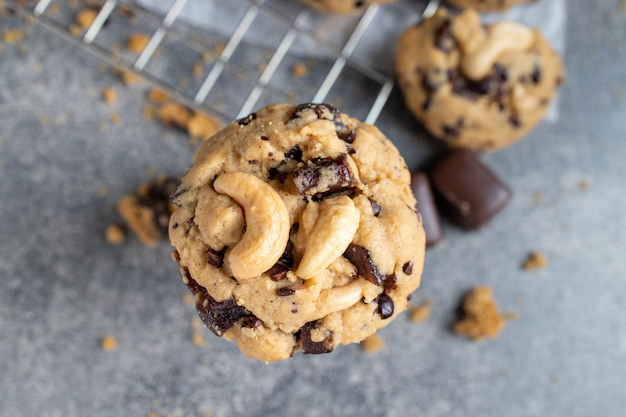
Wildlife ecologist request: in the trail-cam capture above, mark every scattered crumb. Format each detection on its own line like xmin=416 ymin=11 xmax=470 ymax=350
xmin=503 ymin=311 xmax=519 ymax=321
xmin=533 ymin=190 xmax=543 ymax=205
xmin=291 ymin=62 xmax=308 ymax=78
xmin=126 ymin=33 xmax=150 ymax=53
xmin=101 ymin=334 xmax=118 ymax=351
xmin=192 ymin=331 xmax=206 ymax=347
xmin=2 ymin=29 xmax=27 ymax=44
xmin=182 ymin=293 xmax=195 ymax=304
xmin=101 ymin=88 xmax=117 ymax=105
xmin=154 ymin=100 xmax=221 ymax=144
xmin=156 ymin=102 xmax=191 ymax=130
xmin=361 ymin=334 xmax=384 ymax=353
xmin=109 ymin=113 xmax=122 ymax=124
xmin=146 ymin=412 xmax=159 ymax=417
xmin=620 ymin=0 xmax=626 ymax=14
xmin=75 ymin=8 xmax=98 ymax=30
xmin=258 ymin=62 xmax=267 ymax=73
xmin=212 ymin=42 xmax=225 ymax=56
xmin=187 ymin=111 xmax=221 ymax=144
xmin=47 ymin=3 xmax=61 ymax=16
xmin=579 ymin=179 xmax=591 ymax=189
xmin=105 ymin=224 xmax=126 ymax=245
xmin=113 ymin=67 xmax=143 ymax=86
xmin=201 ymin=51 xmax=213 ymax=63
xmin=408 ymin=298 xmax=432 ymax=323
xmin=147 ymin=88 xmax=170 ymax=103
xmin=69 ymin=25 xmax=82 ymax=37
xmin=192 ymin=61 xmax=204 ymax=77
xmin=522 ymin=250 xmax=548 ymax=271
xmin=453 ymin=286 xmax=505 ymax=341
xmin=117 ymin=176 xmax=179 ymax=247
xmin=97 ymin=186 xmax=108 ymax=197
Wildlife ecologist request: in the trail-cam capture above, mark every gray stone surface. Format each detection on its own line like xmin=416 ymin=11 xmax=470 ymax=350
xmin=1 ymin=1 xmax=625 ymax=417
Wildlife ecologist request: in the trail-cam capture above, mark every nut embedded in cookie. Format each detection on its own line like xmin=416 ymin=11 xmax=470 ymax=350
xmin=168 ymin=103 xmax=426 ymax=362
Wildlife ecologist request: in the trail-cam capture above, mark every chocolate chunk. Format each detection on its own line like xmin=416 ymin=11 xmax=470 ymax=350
xmin=411 ymin=171 xmax=443 ymax=247
xmin=370 ymin=199 xmax=382 ymax=217
xmin=531 ymin=63 xmax=542 ymax=84
xmin=383 ymin=273 xmax=397 ymax=295
xmin=300 ymin=321 xmax=334 ymax=354
xmin=268 ymin=264 xmax=289 ymax=281
xmin=182 ymin=270 xmax=258 ymax=336
xmin=344 ymin=244 xmax=385 ymax=286
xmin=290 ymin=103 xmax=339 ymax=124
xmin=402 ymin=261 xmax=413 ymax=275
xmin=434 ymin=19 xmax=455 ymax=53
xmin=285 ymin=145 xmax=303 ymax=162
xmin=207 ymin=247 xmax=226 ymax=268
xmin=442 ymin=118 xmax=464 ymax=140
xmin=429 ymin=149 xmax=512 ymax=229
xmin=292 ymin=154 xmax=357 ymax=200
xmin=237 ymin=112 xmax=256 ymax=126
xmin=375 ymin=293 xmax=394 ymax=319
xmin=277 ymin=288 xmax=296 ymax=297
xmin=338 ymin=129 xmax=356 ymax=144
xmin=260 ymin=135 xmax=269 ymax=141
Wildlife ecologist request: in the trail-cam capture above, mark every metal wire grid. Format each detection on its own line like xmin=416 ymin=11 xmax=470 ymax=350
xmin=3 ymin=0 xmax=440 ymax=124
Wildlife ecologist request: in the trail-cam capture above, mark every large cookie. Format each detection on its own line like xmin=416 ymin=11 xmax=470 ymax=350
xmin=169 ymin=103 xmax=425 ymax=362
xmin=445 ymin=0 xmax=536 ymax=12
xmin=299 ymin=0 xmax=395 ymax=14
xmin=396 ymin=8 xmax=564 ymax=151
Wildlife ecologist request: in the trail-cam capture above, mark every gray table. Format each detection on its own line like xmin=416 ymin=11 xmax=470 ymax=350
xmin=1 ymin=1 xmax=625 ymax=416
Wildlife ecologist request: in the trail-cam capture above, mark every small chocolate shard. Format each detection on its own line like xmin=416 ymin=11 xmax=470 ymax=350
xmin=237 ymin=112 xmax=256 ymax=126
xmin=375 ymin=293 xmax=394 ymax=319
xmin=292 ymin=154 xmax=357 ymax=200
xmin=338 ymin=129 xmax=356 ymax=144
xmin=343 ymin=244 xmax=385 ymax=286
xmin=402 ymin=261 xmax=414 ymax=275
xmin=207 ymin=247 xmax=226 ymax=268
xmin=300 ymin=321 xmax=334 ymax=354
xmin=277 ymin=287 xmax=296 ymax=297
xmin=268 ymin=264 xmax=289 ymax=281
xmin=370 ymin=199 xmax=382 ymax=217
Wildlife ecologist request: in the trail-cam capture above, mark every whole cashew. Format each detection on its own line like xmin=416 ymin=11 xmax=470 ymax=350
xmin=296 ymin=195 xmax=361 ymax=279
xmin=461 ymin=22 xmax=534 ymax=80
xmin=213 ymin=172 xmax=290 ymax=280
xmin=314 ymin=279 xmax=363 ymax=318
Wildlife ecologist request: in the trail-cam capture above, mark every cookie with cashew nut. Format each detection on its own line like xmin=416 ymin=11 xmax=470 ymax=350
xmin=396 ymin=8 xmax=564 ymax=151
xmin=169 ymin=103 xmax=425 ymax=362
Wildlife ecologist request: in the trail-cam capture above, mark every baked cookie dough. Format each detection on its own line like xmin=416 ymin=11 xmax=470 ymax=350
xmin=396 ymin=8 xmax=564 ymax=151
xmin=445 ymin=0 xmax=536 ymax=12
xmin=299 ymin=0 xmax=395 ymax=14
xmin=169 ymin=103 xmax=425 ymax=362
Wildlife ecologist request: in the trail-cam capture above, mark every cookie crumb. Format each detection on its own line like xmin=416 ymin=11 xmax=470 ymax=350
xmin=156 ymin=102 xmax=191 ymax=130
xmin=187 ymin=111 xmax=221 ymax=144
xmin=109 ymin=113 xmax=122 ymax=124
xmin=291 ymin=62 xmax=308 ymax=78
xmin=453 ymin=286 xmax=505 ymax=341
xmin=192 ymin=61 xmax=204 ymax=77
xmin=182 ymin=292 xmax=195 ymax=304
xmin=126 ymin=33 xmax=150 ymax=53
xmin=147 ymin=88 xmax=170 ymax=103
xmin=101 ymin=88 xmax=117 ymax=105
xmin=101 ymin=334 xmax=118 ymax=351
xmin=579 ymin=179 xmax=591 ymax=189
xmin=521 ymin=250 xmax=547 ymax=271
xmin=75 ymin=8 xmax=98 ymax=30
xmin=361 ymin=334 xmax=384 ymax=353
xmin=408 ymin=298 xmax=432 ymax=323
xmin=2 ymin=29 xmax=26 ymax=44
xmin=105 ymin=224 xmax=126 ymax=245
xmin=114 ymin=67 xmax=143 ymax=86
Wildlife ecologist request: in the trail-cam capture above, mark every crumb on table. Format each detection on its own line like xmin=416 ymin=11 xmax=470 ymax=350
xmin=522 ymin=250 xmax=548 ymax=271
xmin=291 ymin=62 xmax=308 ymax=78
xmin=126 ymin=33 xmax=150 ymax=53
xmin=408 ymin=298 xmax=432 ymax=323
xmin=100 ymin=334 xmax=118 ymax=351
xmin=453 ymin=286 xmax=505 ymax=341
xmin=101 ymin=87 xmax=117 ymax=105
xmin=75 ymin=8 xmax=98 ymax=30
xmin=361 ymin=334 xmax=384 ymax=353
xmin=105 ymin=224 xmax=126 ymax=245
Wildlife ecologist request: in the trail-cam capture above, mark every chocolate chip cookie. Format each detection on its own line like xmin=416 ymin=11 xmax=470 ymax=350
xmin=169 ymin=103 xmax=425 ymax=362
xmin=396 ymin=8 xmax=564 ymax=151
xmin=445 ymin=0 xmax=536 ymax=12
xmin=299 ymin=0 xmax=395 ymax=14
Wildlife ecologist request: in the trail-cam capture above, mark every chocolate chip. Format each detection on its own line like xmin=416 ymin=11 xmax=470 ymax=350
xmin=277 ymin=288 xmax=296 ymax=297
xmin=344 ymin=244 xmax=385 ymax=286
xmin=286 ymin=145 xmax=303 ymax=162
xmin=434 ymin=19 xmax=455 ymax=53
xmin=292 ymin=154 xmax=357 ymax=200
xmin=429 ymin=149 xmax=512 ymax=229
xmin=237 ymin=112 xmax=256 ymax=126
xmin=411 ymin=171 xmax=443 ymax=247
xmin=508 ymin=114 xmax=522 ymax=128
xmin=338 ymin=129 xmax=356 ymax=144
xmin=375 ymin=293 xmax=394 ymax=319
xmin=278 ymin=240 xmax=295 ymax=268
xmin=370 ymin=199 xmax=382 ymax=217
xmin=354 ymin=0 xmax=365 ymax=7
xmin=268 ymin=264 xmax=289 ymax=281
xmin=207 ymin=247 xmax=226 ymax=268
xmin=300 ymin=321 xmax=334 ymax=354
xmin=442 ymin=118 xmax=464 ymax=140
xmin=260 ymin=135 xmax=269 ymax=141
xmin=403 ymin=261 xmax=413 ymax=275
xmin=182 ymin=271 xmax=258 ymax=336
xmin=531 ymin=63 xmax=542 ymax=84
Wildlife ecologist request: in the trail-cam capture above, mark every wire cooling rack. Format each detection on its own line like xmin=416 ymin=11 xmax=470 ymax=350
xmin=3 ymin=0 xmax=440 ymax=124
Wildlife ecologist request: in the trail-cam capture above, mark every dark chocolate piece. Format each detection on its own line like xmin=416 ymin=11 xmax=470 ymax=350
xmin=292 ymin=154 xmax=357 ymax=200
xmin=429 ymin=149 xmax=512 ymax=229
xmin=402 ymin=261 xmax=413 ymax=275
xmin=300 ymin=321 xmax=334 ymax=354
xmin=343 ymin=244 xmax=385 ymax=286
xmin=375 ymin=293 xmax=394 ymax=319
xmin=370 ymin=199 xmax=382 ymax=217
xmin=237 ymin=112 xmax=256 ymax=126
xmin=268 ymin=264 xmax=289 ymax=281
xmin=411 ymin=171 xmax=443 ymax=247
xmin=277 ymin=288 xmax=296 ymax=297
xmin=207 ymin=247 xmax=226 ymax=268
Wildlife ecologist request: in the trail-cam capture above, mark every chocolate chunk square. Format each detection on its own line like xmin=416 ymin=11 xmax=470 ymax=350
xmin=430 ymin=150 xmax=512 ymax=229
xmin=411 ymin=172 xmax=443 ymax=247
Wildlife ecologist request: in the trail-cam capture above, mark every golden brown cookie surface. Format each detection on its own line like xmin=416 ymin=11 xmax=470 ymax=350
xmin=299 ymin=0 xmax=395 ymax=14
xmin=169 ymin=103 xmax=425 ymax=362
xmin=396 ymin=8 xmax=564 ymax=151
xmin=445 ymin=0 xmax=536 ymax=12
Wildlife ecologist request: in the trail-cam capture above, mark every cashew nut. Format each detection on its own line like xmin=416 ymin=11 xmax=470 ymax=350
xmin=315 ymin=279 xmax=363 ymax=318
xmin=295 ymin=195 xmax=361 ymax=279
xmin=213 ymin=172 xmax=290 ymax=280
xmin=461 ymin=22 xmax=534 ymax=80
